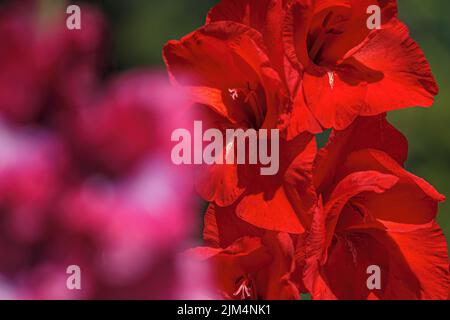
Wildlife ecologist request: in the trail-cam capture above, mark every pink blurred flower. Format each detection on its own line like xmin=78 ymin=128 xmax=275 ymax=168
xmin=64 ymin=71 xmax=191 ymax=178
xmin=0 ymin=1 xmax=106 ymax=123
xmin=0 ymin=0 xmax=210 ymax=300
xmin=0 ymin=71 xmax=204 ymax=298
xmin=0 ymin=121 xmax=67 ymax=278
xmin=23 ymin=181 xmax=195 ymax=300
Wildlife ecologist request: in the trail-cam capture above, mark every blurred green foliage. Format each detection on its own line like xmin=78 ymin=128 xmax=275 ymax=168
xmin=84 ymin=0 xmax=450 ymax=250
xmin=390 ymin=0 xmax=450 ymax=246
xmin=82 ymin=0 xmax=217 ymax=69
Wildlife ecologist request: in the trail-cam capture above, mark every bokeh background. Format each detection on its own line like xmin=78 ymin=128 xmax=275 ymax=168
xmin=77 ymin=0 xmax=450 ymax=249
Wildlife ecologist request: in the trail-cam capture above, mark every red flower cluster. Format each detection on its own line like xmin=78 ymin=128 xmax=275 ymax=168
xmin=164 ymin=0 xmax=449 ymax=300
xmin=0 ymin=1 xmax=209 ymax=299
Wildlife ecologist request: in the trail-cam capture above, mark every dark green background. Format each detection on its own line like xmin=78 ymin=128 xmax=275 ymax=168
xmin=81 ymin=0 xmax=450 ymax=249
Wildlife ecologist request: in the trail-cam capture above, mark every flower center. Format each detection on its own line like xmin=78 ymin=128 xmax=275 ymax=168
xmin=343 ymin=237 xmax=358 ymax=265
xmin=308 ymin=10 xmax=346 ymax=65
xmin=228 ymin=88 xmax=239 ymax=101
xmin=233 ymin=276 xmax=254 ymax=300
xmin=327 ymin=71 xmax=335 ymax=89
xmin=227 ymin=82 xmax=265 ymax=129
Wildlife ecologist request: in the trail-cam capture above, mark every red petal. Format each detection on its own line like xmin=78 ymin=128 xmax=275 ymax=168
xmin=324 ymin=170 xmax=399 ymax=246
xmin=287 ymin=87 xmax=324 ymax=137
xmin=321 ymin=231 xmax=387 ymax=299
xmin=345 ymin=222 xmax=448 ymax=299
xmin=283 ymin=0 xmax=314 ymax=70
xmin=190 ymin=108 xmax=244 ymax=206
xmin=303 ymin=69 xmax=365 ymax=129
xmin=237 ymin=182 xmax=305 ymax=234
xmin=236 ymin=134 xmax=317 ymax=234
xmin=195 ymin=162 xmax=245 ymax=207
xmin=190 ymin=236 xmax=272 ymax=299
xmin=163 ymin=21 xmax=286 ymax=127
xmin=301 ymin=170 xmax=398 ymax=299
xmin=258 ymin=232 xmax=300 ymax=300
xmin=207 ymin=0 xmax=287 ymax=78
xmin=299 ymin=199 xmax=339 ymax=299
xmin=318 ymin=0 xmax=398 ymax=64
xmin=305 ymin=221 xmax=449 ymax=300
xmin=340 ymin=149 xmax=445 ymax=224
xmin=203 ymin=203 xmax=263 ymax=248
xmin=343 ymin=19 xmax=439 ymax=115
xmin=314 ymin=114 xmax=408 ymax=193
xmin=203 ymin=204 xmax=220 ymax=248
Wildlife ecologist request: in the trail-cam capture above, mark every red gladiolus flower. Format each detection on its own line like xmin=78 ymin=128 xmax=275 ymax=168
xmin=164 ymin=21 xmax=289 ymax=133
xmin=207 ymin=0 xmax=439 ymax=132
xmin=206 ymin=0 xmax=322 ymax=135
xmin=163 ymin=22 xmax=286 ymax=207
xmin=283 ymin=0 xmax=439 ymax=130
xmin=297 ymin=115 xmax=449 ymax=299
xmin=164 ymin=22 xmax=318 ymax=233
xmin=188 ymin=204 xmax=300 ymax=300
